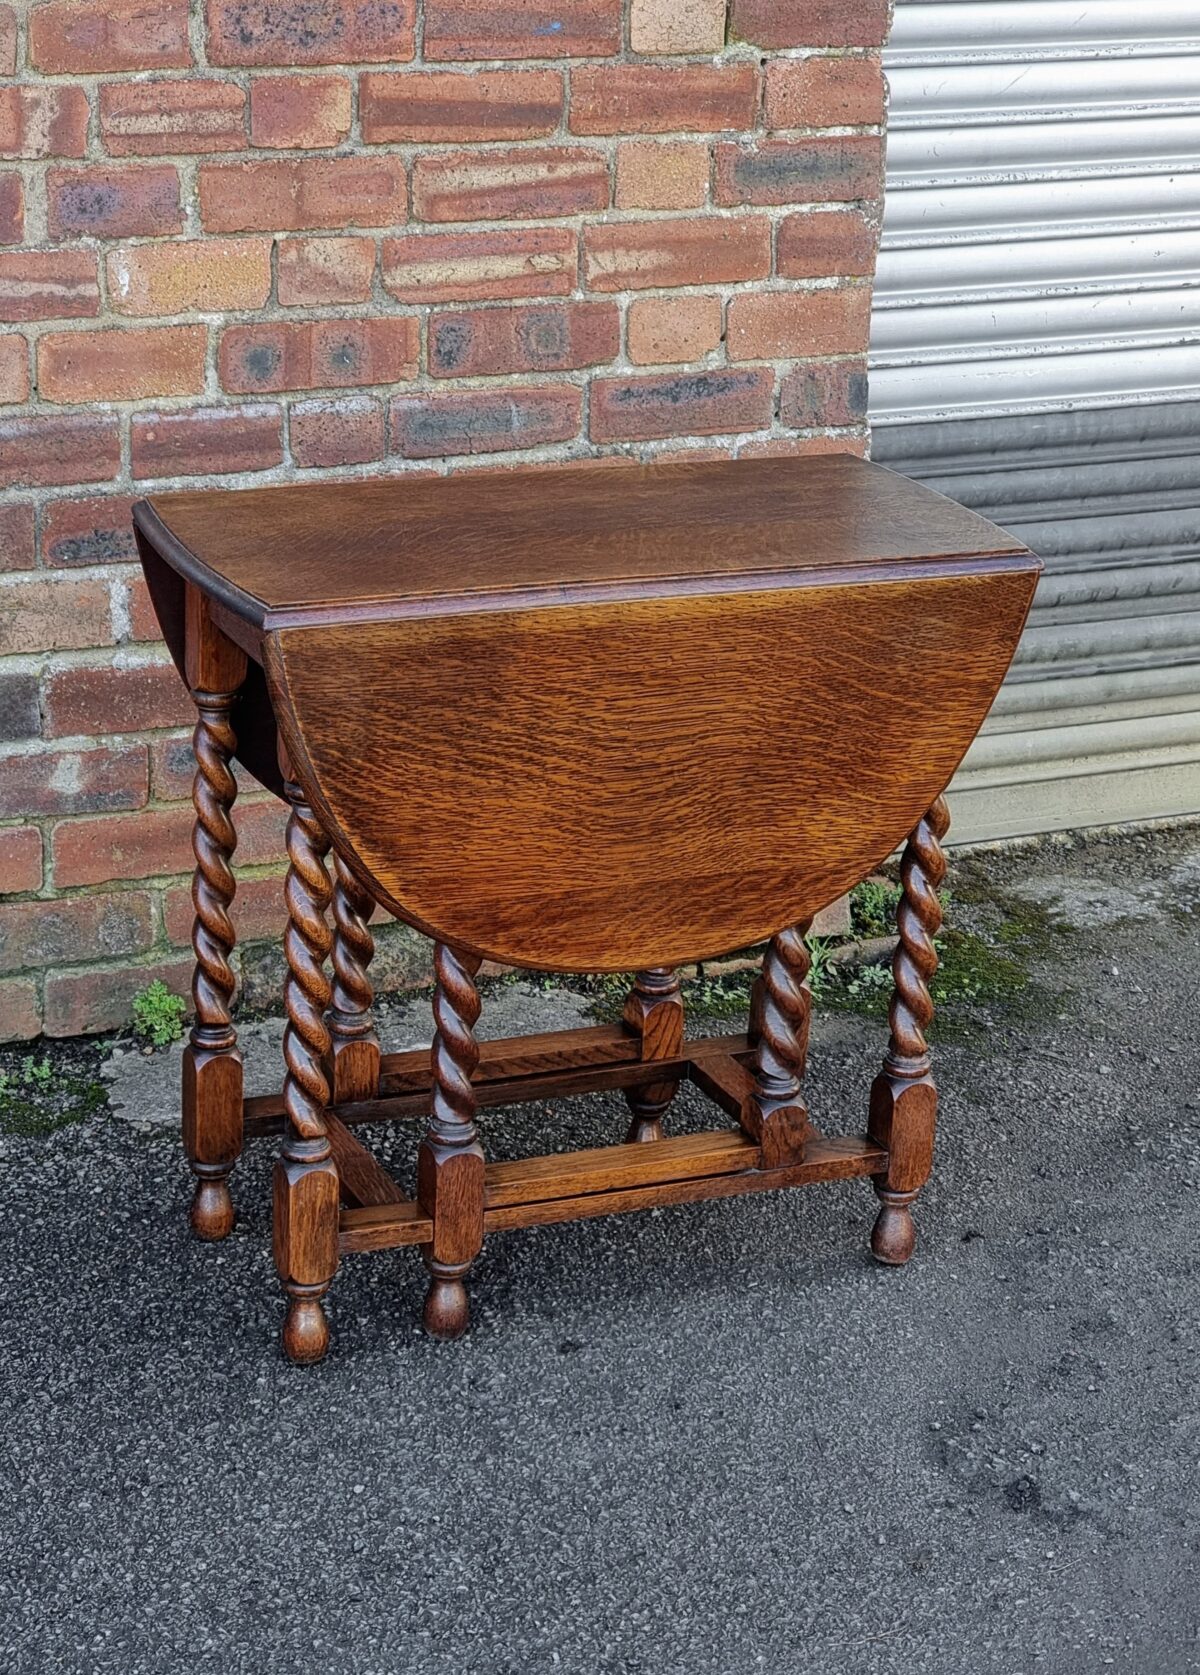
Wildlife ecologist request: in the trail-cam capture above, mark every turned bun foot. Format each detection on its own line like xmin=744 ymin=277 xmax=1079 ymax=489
xmin=871 ymin=1188 xmax=918 ymax=1266
xmin=282 ymin=1293 xmax=331 ymax=1364
xmin=190 ymin=1174 xmax=234 ymax=1241
xmin=625 ymin=1115 xmax=664 ymax=1144
xmin=423 ymin=1271 xmax=470 ymax=1340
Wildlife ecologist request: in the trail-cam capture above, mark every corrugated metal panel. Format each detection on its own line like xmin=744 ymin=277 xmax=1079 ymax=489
xmin=871 ymin=0 xmax=1200 ymax=840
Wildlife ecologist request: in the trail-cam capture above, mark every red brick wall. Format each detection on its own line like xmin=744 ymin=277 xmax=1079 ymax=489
xmin=0 ymin=0 xmax=891 ymax=1039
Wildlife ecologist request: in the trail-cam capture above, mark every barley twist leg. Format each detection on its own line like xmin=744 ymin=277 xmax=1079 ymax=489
xmin=328 ymin=854 xmax=380 ymax=1103
xmin=869 ymin=796 xmax=950 ymax=1265
xmin=274 ymin=778 xmax=339 ymax=1365
xmin=418 ymin=943 xmax=485 ymax=1340
xmin=184 ymin=690 xmax=243 ymax=1241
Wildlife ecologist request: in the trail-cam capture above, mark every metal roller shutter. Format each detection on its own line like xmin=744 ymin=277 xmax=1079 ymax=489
xmin=871 ymin=0 xmax=1200 ymax=841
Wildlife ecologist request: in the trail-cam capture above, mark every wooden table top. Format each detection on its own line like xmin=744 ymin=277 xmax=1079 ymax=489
xmin=134 ymin=454 xmax=1032 ymax=630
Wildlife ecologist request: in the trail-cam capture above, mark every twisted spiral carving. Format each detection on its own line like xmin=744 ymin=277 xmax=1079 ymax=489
xmin=282 ymin=785 xmax=333 ymax=1149
xmin=754 ymin=920 xmax=813 ymax=1102
xmin=190 ymin=695 xmax=238 ymax=1052
xmin=429 ymin=943 xmax=482 ymax=1147
xmin=329 ymin=855 xmax=376 ymax=1039
xmin=887 ymin=795 xmax=950 ymax=1073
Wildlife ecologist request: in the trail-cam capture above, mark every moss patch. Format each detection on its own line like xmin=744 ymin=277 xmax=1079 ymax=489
xmin=0 ymin=1040 xmax=109 ymax=1138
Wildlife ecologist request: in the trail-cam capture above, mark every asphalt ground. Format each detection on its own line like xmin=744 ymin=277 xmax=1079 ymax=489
xmin=3 ymin=823 xmax=1199 ymax=1674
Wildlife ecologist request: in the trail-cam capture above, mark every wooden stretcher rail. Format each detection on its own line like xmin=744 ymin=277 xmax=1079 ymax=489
xmin=337 ymin=1132 xmax=888 ymax=1254
xmin=483 ymin=1127 xmax=758 ymax=1209
xmin=244 ymin=1029 xmax=756 ymax=1136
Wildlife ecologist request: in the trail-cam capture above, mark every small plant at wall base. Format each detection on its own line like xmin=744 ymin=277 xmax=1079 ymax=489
xmin=131 ymin=981 xmax=187 ymax=1049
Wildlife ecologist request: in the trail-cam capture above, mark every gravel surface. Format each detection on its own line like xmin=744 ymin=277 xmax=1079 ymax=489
xmin=3 ymin=824 xmax=1199 ymax=1674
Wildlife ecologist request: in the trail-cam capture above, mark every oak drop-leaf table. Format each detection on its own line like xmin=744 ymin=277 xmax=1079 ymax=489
xmin=133 ymin=455 xmax=1040 ymax=1364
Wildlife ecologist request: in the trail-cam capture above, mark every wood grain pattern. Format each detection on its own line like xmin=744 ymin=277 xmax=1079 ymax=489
xmin=136 ymin=455 xmax=1030 ymax=630
xmin=328 ymin=855 xmax=381 ymax=1104
xmin=324 ymin=1111 xmax=407 ymax=1209
xmin=483 ymin=1133 xmax=888 ymax=1234
xmin=868 ymin=797 xmax=950 ymax=1267
xmin=274 ymin=764 xmax=339 ymax=1365
xmin=622 ymin=967 xmax=684 ymax=1143
xmin=417 ymin=943 xmax=485 ymax=1339
xmin=744 ymin=922 xmax=812 ymax=1167
xmin=135 ymin=453 xmax=1042 ymax=1349
xmin=337 ymin=1133 xmax=888 ymax=1252
xmin=483 ymin=1128 xmax=758 ymax=1209
xmin=268 ymin=569 xmax=1036 ymax=970
xmin=181 ymin=589 xmax=247 ymax=1242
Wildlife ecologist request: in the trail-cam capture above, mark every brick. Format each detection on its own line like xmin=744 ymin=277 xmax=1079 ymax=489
xmin=0 ymin=87 xmax=90 ymax=161
xmin=362 ymin=70 xmax=563 ymax=143
xmin=730 ymin=0 xmax=891 ymax=48
xmin=30 ymin=0 xmax=190 ymax=72
xmin=44 ymin=953 xmax=194 ymax=1037
xmin=615 ymin=141 xmax=709 ymax=211
xmin=47 ymin=166 xmax=183 ymax=242
xmin=0 ymin=333 xmax=29 ymax=405
xmin=0 ymin=251 xmax=99 ymax=323
xmin=42 ymin=496 xmax=139 ymax=569
xmin=131 ymin=404 xmax=284 ymax=480
xmin=390 ymin=385 xmax=581 ymax=459
xmin=780 ymin=357 xmax=870 ymax=428
xmin=51 ymin=805 xmax=192 ymax=886
xmin=199 ymin=157 xmax=408 ymax=232
xmin=125 ymin=574 xmax=163 ymax=642
xmin=164 ymin=868 xmax=285 ymax=945
xmin=0 ymin=415 xmax=120 ymax=490
xmin=0 ymin=575 xmax=113 ymax=657
xmin=219 ymin=317 xmax=418 ymax=394
xmin=0 ymin=975 xmax=40 ymax=1040
xmin=777 ymin=208 xmax=879 ymax=278
xmin=250 ymin=74 xmax=352 ymax=149
xmin=0 ymin=889 xmax=155 ymax=975
xmin=584 ymin=216 xmax=771 ymax=293
xmin=0 ymin=671 xmax=40 ymax=743
xmin=107 ymin=238 xmax=272 ymax=316
xmin=716 ymin=136 xmax=884 ymax=206
xmin=631 ymin=0 xmax=726 ymax=52
xmin=726 ymin=285 xmax=872 ymax=360
xmin=0 ymin=6 xmax=14 ymax=75
xmin=149 ymin=732 xmax=264 ymax=799
xmin=277 ymin=236 xmax=376 ymax=306
xmin=627 ymin=294 xmax=722 ymax=365
xmin=43 ymin=658 xmax=191 ymax=738
xmin=0 ymin=744 xmax=148 ymax=819
xmin=424 ymin=0 xmax=621 ymax=60
xmin=100 ymin=79 xmax=247 ymax=157
xmin=414 ymin=147 xmax=607 ymax=224
xmin=38 ymin=325 xmax=205 ymax=405
xmin=0 ymin=174 xmax=23 ymax=244
xmin=570 ymin=65 xmax=759 ymax=136
xmin=290 ymin=396 xmax=385 ymax=468
xmin=52 ymin=795 xmax=285 ymax=886
xmin=0 ymin=504 xmax=35 ymax=574
xmin=149 ymin=733 xmax=198 ymax=800
xmin=429 ymin=301 xmax=619 ymax=379
xmin=765 ymin=55 xmax=886 ymax=130
xmin=207 ymin=0 xmax=415 ymax=66
xmin=0 ymin=828 xmax=44 ymax=896
xmin=382 ymin=226 xmax=576 ymax=304
xmin=591 ymin=367 xmax=774 ymax=443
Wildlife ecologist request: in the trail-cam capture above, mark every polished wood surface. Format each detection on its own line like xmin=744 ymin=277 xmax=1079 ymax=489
xmin=868 ymin=795 xmax=950 ymax=1265
xmin=181 ymin=589 xmax=246 ymax=1242
xmin=135 ymin=454 xmax=1041 ymax=1361
xmin=135 ymin=455 xmax=1028 ymax=629
xmin=268 ymin=569 xmax=1036 ymax=970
